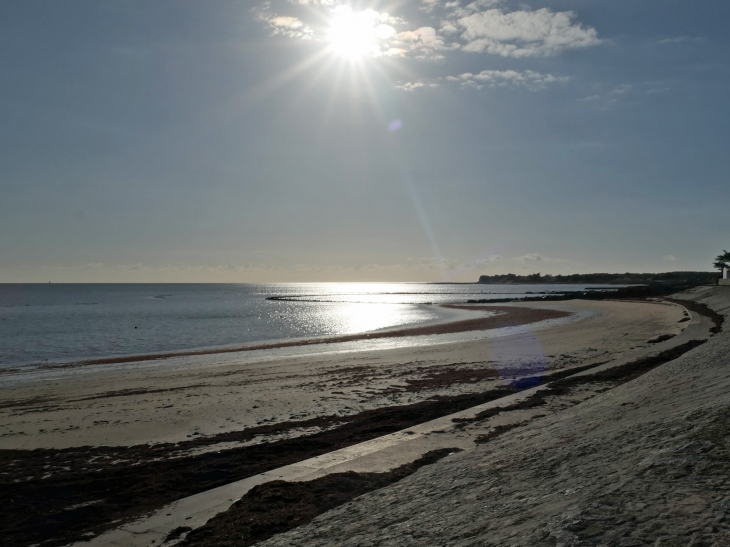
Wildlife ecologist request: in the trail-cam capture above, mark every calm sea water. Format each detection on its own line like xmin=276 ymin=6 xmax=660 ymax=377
xmin=0 ymin=283 xmax=612 ymax=368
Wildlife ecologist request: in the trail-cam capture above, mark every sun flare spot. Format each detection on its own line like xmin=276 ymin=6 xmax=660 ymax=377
xmin=327 ymin=6 xmax=394 ymax=59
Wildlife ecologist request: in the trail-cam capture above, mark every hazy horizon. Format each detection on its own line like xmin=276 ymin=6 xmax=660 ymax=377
xmin=2 ymin=0 xmax=728 ymax=283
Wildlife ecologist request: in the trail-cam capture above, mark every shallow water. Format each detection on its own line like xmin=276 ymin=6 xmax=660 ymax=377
xmin=0 ymin=283 xmax=614 ymax=367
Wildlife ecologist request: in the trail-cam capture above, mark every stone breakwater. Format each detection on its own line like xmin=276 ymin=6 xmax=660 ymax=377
xmin=257 ymin=286 xmax=730 ymax=547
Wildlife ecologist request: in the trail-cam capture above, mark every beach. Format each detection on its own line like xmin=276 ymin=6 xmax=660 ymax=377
xmin=4 ymin=1 xmax=723 ymax=545
xmin=0 ymin=296 xmax=699 ymax=547
xmin=0 ymin=299 xmax=684 ymax=450
xmin=251 ymin=285 xmax=730 ymax=547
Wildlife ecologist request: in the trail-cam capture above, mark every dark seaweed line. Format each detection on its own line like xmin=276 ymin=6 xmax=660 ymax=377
xmin=178 ymin=448 xmax=462 ymax=547
xmin=177 ymin=300 xmax=718 ymax=545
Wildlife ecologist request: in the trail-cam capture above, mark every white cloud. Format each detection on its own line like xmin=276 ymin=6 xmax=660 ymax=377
xmin=293 ymin=0 xmax=335 ymax=5
xmin=457 ymin=69 xmax=569 ymax=90
xmin=423 ymin=0 xmax=502 ymax=16
xmin=259 ymin=11 xmax=315 ymax=40
xmin=458 ymin=8 xmax=600 ymax=57
xmin=258 ymin=4 xmax=409 ymax=58
xmin=421 ymin=0 xmax=444 ymax=13
xmin=580 ymin=84 xmax=632 ymax=108
xmin=448 ymin=0 xmax=503 ymax=19
xmin=395 ymin=81 xmax=439 ymax=91
xmin=384 ymin=47 xmax=408 ymax=58
xmin=610 ymin=84 xmax=631 ymax=95
xmin=257 ymin=1 xmax=599 ymax=66
xmin=393 ymin=26 xmax=458 ymax=60
xmin=657 ymin=36 xmax=704 ymax=45
xmin=440 ymin=21 xmax=459 ymax=35
xmin=663 ymin=255 xmax=678 ymax=261
xmin=379 ymin=12 xmax=407 ymax=26
xmin=269 ymin=15 xmax=303 ymax=29
xmin=399 ymin=69 xmax=567 ymax=92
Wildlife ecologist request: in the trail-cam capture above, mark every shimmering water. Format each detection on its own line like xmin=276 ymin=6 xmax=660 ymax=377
xmin=0 ymin=283 xmax=615 ymax=367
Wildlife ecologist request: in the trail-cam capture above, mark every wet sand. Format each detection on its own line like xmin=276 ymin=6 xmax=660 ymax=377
xmin=23 ymin=305 xmax=567 ymax=370
xmin=253 ymin=287 xmax=730 ymax=547
xmin=0 ymin=298 xmax=693 ymax=547
xmin=0 ymin=299 xmax=685 ymax=450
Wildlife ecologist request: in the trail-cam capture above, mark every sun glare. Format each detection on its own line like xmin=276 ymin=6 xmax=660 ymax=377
xmin=328 ymin=6 xmax=383 ymax=59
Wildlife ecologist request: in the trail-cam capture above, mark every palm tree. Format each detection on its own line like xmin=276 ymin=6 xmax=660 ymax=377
xmin=714 ymin=250 xmax=730 ymax=274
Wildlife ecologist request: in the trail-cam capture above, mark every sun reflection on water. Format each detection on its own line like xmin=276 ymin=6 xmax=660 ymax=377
xmin=274 ymin=300 xmax=439 ymax=338
xmin=327 ymin=302 xmax=406 ymax=334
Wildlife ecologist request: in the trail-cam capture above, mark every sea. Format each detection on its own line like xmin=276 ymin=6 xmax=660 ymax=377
xmin=0 ymin=283 xmax=615 ymax=369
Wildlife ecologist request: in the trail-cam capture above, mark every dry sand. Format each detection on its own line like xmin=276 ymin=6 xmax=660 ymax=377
xmin=0 ymin=299 xmax=685 ymax=450
xmin=0 ymin=297 xmax=699 ymax=547
xmin=253 ymin=286 xmax=730 ymax=547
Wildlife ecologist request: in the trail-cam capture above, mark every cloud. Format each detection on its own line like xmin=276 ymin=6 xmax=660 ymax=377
xmin=259 ymin=10 xmax=315 ymax=40
xmin=392 ymin=26 xmax=458 ymax=60
xmin=440 ymin=21 xmax=459 ymax=35
xmin=258 ymin=4 xmax=409 ymax=58
xmin=421 ymin=0 xmax=445 ymax=13
xmin=458 ymin=8 xmax=600 ymax=57
xmin=449 ymin=69 xmax=569 ymax=90
xmin=396 ymin=81 xmax=437 ymax=91
xmin=255 ymin=0 xmax=599 ymax=82
xmin=663 ymin=255 xmax=677 ymax=261
xmin=256 ymin=2 xmax=599 ymax=66
xmin=398 ymin=69 xmax=567 ymax=92
xmin=657 ymin=36 xmax=704 ymax=45
xmin=423 ymin=0 xmax=502 ymax=16
xmin=379 ymin=12 xmax=407 ymax=27
xmin=514 ymin=253 xmax=568 ymax=263
xmin=611 ymin=84 xmax=631 ymax=95
xmin=580 ymin=84 xmax=632 ymax=108
xmin=292 ymin=0 xmax=337 ymax=5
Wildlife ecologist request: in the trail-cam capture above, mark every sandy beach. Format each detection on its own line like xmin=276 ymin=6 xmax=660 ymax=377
xmin=0 ymin=299 xmax=684 ymax=450
xmin=0 ymin=297 xmax=699 ymax=546
xmin=250 ymin=286 xmax=730 ymax=547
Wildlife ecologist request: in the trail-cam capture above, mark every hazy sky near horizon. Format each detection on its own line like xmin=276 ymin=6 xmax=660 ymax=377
xmin=2 ymin=0 xmax=729 ymax=282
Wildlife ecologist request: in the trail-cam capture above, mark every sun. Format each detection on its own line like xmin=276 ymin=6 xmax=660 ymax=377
xmin=327 ymin=6 xmax=380 ymax=59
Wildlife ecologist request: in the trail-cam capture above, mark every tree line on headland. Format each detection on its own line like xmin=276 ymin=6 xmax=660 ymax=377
xmin=477 ymin=271 xmax=718 ymax=285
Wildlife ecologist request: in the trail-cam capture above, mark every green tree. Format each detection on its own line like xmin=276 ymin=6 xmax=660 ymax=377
xmin=714 ymin=250 xmax=730 ymax=273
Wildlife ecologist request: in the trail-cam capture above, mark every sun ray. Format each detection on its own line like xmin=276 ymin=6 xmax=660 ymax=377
xmin=320 ymin=59 xmax=351 ymax=129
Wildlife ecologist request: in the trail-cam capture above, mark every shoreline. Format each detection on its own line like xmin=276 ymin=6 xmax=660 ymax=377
xmin=0 ymin=297 xmax=703 ymax=547
xmin=0 ymin=299 xmax=687 ymax=451
xmin=247 ymin=286 xmax=730 ymax=547
xmin=18 ymin=304 xmax=571 ymax=371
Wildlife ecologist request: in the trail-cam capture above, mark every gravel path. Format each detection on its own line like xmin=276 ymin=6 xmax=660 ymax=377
xmin=259 ymin=287 xmax=730 ymax=547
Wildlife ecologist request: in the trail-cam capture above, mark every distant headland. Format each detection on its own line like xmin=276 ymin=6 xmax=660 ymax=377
xmin=477 ymin=271 xmax=717 ymax=285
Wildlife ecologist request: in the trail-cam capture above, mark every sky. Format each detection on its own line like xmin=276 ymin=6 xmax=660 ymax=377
xmin=1 ymin=0 xmax=729 ymax=283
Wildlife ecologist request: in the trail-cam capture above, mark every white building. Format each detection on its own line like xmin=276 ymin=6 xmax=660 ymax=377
xmin=721 ymin=267 xmax=730 ymax=286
